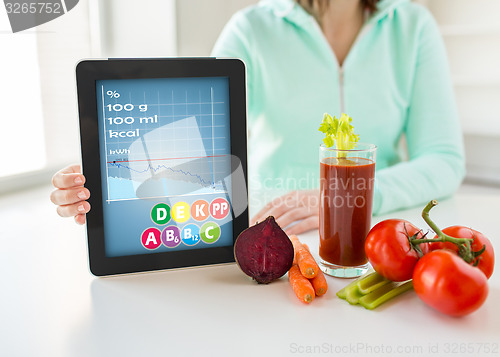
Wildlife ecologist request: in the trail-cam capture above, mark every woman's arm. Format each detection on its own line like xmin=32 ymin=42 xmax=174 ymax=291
xmin=373 ymin=12 xmax=465 ymax=215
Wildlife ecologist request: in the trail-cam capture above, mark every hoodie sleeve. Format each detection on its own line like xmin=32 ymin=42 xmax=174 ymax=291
xmin=372 ymin=11 xmax=465 ymax=215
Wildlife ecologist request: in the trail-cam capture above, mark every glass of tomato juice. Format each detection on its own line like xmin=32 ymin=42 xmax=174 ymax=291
xmin=319 ymin=143 xmax=376 ymax=278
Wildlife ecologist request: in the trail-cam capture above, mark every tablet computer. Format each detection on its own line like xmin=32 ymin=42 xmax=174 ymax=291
xmin=76 ymin=58 xmax=248 ymax=276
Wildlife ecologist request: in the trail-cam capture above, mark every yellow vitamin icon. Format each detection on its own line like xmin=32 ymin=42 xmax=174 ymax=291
xmin=171 ymin=201 xmax=190 ymax=223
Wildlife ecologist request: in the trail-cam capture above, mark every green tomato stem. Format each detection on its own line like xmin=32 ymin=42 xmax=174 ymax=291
xmin=410 ymin=200 xmax=473 ymax=246
xmin=410 ymin=200 xmax=476 ymax=263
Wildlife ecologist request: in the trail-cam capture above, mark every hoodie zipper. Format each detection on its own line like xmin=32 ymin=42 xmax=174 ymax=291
xmin=338 ymin=67 xmax=345 ymax=113
xmin=310 ymin=14 xmax=373 ymax=115
xmin=337 ymin=19 xmax=373 ymax=114
xmin=311 ymin=20 xmax=346 ymax=112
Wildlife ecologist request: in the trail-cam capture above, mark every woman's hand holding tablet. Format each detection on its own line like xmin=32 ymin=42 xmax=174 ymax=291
xmin=51 ymin=164 xmax=90 ymax=225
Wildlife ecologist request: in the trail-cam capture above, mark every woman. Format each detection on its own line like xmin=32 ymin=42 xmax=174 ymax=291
xmin=51 ymin=0 xmax=465 ymax=234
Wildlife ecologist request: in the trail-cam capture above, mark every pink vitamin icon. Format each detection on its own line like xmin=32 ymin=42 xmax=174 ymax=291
xmin=210 ymin=198 xmax=230 ymax=220
xmin=141 ymin=228 xmax=162 ymax=250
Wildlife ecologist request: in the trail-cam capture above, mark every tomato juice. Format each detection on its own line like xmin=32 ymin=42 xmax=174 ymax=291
xmin=319 ymin=157 xmax=375 ymax=267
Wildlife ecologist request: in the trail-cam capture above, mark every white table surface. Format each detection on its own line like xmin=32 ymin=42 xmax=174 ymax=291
xmin=1 ymin=184 xmax=499 ymax=357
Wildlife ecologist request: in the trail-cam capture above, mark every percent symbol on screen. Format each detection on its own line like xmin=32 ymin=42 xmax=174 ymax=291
xmin=107 ymin=90 xmax=120 ymax=98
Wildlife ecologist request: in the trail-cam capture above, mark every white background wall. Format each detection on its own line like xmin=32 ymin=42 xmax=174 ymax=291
xmin=419 ymin=0 xmax=500 ymax=184
xmin=176 ymin=0 xmax=256 ymax=56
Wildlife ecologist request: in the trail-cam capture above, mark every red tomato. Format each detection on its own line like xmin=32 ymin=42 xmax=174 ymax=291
xmin=428 ymin=226 xmax=494 ymax=279
xmin=365 ymin=219 xmax=428 ymax=282
xmin=413 ymin=250 xmax=489 ymax=317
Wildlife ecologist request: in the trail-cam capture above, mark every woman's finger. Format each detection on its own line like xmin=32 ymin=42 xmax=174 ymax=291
xmin=275 ymin=207 xmax=314 ymax=229
xmin=50 ymin=187 xmax=90 ymax=206
xmin=251 ymin=193 xmax=297 ymax=224
xmin=297 ymin=190 xmax=320 ymax=209
xmin=285 ymin=216 xmax=319 ymax=235
xmin=52 ymin=166 xmax=85 ymax=189
xmin=56 ymin=201 xmax=91 ymax=218
xmin=56 ymin=164 xmax=81 ymax=175
xmin=74 ymin=214 xmax=87 ymax=225
xmin=252 ymin=197 xmax=285 ymax=223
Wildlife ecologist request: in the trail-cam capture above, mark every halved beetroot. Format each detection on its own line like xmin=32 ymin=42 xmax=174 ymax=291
xmin=234 ymin=216 xmax=294 ymax=284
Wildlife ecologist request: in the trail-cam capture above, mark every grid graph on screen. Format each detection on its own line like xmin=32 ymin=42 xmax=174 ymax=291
xmin=97 ymin=77 xmax=232 ymax=202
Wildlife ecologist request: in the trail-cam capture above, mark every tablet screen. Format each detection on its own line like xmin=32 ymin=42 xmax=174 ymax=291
xmin=95 ymin=77 xmax=233 ymax=257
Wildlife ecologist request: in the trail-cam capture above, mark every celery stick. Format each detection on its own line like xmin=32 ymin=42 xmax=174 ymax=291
xmin=356 ymin=272 xmax=391 ymax=294
xmin=336 ymin=279 xmax=357 ymax=299
xmin=336 ymin=269 xmax=375 ymax=299
xmin=359 ymin=281 xmax=414 ymax=310
xmin=336 ymin=289 xmax=348 ymax=300
xmin=345 ymin=285 xmax=365 ymax=305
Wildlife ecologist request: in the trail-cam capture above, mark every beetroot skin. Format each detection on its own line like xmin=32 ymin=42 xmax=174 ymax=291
xmin=234 ymin=216 xmax=294 ymax=284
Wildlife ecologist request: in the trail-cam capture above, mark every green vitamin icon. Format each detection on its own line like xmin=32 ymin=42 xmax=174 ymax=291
xmin=151 ymin=203 xmax=171 ymax=225
xmin=200 ymin=222 xmax=221 ymax=244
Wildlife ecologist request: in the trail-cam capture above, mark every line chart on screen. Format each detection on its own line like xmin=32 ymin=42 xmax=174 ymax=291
xmin=97 ymin=79 xmax=232 ymax=203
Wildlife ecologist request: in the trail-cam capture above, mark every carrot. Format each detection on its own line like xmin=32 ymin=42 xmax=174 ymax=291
xmin=310 ymin=271 xmax=328 ymax=296
xmin=288 ymin=264 xmax=315 ymax=303
xmin=301 ymin=244 xmax=328 ymax=296
xmin=289 ymin=235 xmax=320 ymax=279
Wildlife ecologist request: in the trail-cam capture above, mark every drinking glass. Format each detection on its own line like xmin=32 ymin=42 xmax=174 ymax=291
xmin=319 ymin=143 xmax=376 ymax=278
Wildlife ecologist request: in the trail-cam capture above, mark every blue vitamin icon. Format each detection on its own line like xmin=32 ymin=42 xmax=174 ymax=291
xmin=181 ymin=224 xmax=201 ymax=246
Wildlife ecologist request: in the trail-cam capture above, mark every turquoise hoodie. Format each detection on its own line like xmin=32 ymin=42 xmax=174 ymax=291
xmin=212 ymin=0 xmax=465 ymax=215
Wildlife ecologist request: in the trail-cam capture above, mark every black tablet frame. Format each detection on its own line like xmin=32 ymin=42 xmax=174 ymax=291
xmin=76 ymin=58 xmax=248 ymax=276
